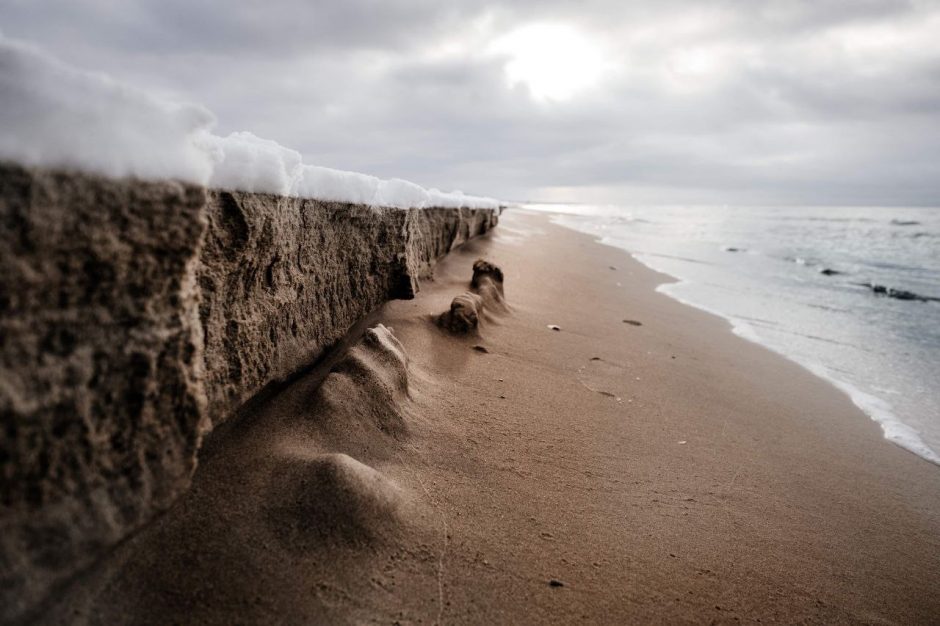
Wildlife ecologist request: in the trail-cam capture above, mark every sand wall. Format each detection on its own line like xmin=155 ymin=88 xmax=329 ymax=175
xmin=199 ymin=190 xmax=495 ymax=425
xmin=0 ymin=163 xmax=497 ymax=621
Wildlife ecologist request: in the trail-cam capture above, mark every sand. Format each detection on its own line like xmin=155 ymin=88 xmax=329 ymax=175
xmin=40 ymin=209 xmax=940 ymax=625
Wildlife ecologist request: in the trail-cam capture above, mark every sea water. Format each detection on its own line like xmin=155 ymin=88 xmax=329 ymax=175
xmin=527 ymin=204 xmax=940 ymax=466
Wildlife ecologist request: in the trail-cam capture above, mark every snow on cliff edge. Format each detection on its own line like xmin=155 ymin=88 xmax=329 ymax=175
xmin=0 ymin=36 xmax=499 ymax=210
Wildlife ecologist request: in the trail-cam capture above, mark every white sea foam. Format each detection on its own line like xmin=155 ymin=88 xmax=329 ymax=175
xmin=801 ymin=362 xmax=940 ymax=465
xmin=656 ymin=281 xmax=940 ymax=466
xmin=0 ymin=35 xmax=499 ymax=210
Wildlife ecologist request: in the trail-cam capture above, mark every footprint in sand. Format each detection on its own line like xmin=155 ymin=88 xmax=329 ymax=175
xmin=576 ymin=357 xmax=628 ymax=402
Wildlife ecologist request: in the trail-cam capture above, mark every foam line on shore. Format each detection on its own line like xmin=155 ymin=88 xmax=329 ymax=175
xmin=545 ymin=213 xmax=940 ymax=466
xmin=654 ymin=280 xmax=940 ymax=466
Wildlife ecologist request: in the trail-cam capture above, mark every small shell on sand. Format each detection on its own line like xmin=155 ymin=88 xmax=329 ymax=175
xmin=547 ymin=325 xmax=561 ymax=331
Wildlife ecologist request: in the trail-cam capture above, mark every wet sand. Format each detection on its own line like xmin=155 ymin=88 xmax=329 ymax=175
xmin=43 ymin=209 xmax=940 ymax=624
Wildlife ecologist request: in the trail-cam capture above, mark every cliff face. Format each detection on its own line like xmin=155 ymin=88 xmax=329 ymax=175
xmin=198 ymin=192 xmax=495 ymax=425
xmin=0 ymin=163 xmax=498 ymax=621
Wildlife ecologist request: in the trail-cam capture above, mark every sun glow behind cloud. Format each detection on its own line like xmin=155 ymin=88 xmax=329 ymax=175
xmin=491 ymin=23 xmax=607 ymax=101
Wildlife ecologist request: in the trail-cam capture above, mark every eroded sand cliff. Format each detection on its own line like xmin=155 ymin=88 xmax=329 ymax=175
xmin=0 ymin=163 xmax=497 ymax=621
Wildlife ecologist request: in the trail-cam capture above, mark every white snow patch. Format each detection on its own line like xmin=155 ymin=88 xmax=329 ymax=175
xmin=0 ymin=36 xmax=215 ymax=184
xmin=203 ymin=131 xmax=303 ymax=196
xmin=295 ymin=165 xmax=381 ymax=206
xmin=0 ymin=35 xmax=499 ymax=210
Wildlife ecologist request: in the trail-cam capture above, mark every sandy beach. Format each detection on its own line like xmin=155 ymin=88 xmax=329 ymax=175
xmin=42 ymin=209 xmax=940 ymax=625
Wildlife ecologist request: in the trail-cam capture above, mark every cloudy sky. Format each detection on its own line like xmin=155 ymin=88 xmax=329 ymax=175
xmin=2 ymin=0 xmax=939 ymax=205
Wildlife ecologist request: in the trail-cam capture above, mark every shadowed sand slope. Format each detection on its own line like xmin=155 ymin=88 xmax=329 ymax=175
xmin=40 ymin=210 xmax=940 ymax=624
xmin=38 ymin=323 xmax=445 ymax=625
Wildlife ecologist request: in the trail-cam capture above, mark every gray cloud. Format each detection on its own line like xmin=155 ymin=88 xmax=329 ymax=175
xmin=2 ymin=0 xmax=939 ymax=204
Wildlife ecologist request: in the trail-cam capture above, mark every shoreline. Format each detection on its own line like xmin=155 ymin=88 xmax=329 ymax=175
xmin=42 ymin=209 xmax=940 ymax=624
xmin=543 ymin=208 xmax=940 ymax=467
xmin=651 ymin=257 xmax=940 ymax=467
xmin=661 ymin=277 xmax=940 ymax=465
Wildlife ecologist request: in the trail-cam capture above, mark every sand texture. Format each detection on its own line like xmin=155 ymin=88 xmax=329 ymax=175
xmin=0 ymin=163 xmax=497 ymax=622
xmin=0 ymin=165 xmax=209 ymax=620
xmin=34 ymin=210 xmax=940 ymax=624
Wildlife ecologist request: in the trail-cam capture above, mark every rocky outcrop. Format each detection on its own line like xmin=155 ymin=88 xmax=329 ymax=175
xmin=0 ymin=163 xmax=498 ymax=622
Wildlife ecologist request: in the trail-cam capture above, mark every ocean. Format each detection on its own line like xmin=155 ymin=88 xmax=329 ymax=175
xmin=526 ymin=203 xmax=940 ymax=466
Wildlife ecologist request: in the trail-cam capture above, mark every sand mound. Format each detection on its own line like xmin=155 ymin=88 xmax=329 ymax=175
xmin=438 ymin=291 xmax=485 ymax=333
xmin=471 ymin=258 xmax=506 ymax=309
xmin=471 ymin=258 xmax=504 ymax=289
xmin=265 ymin=452 xmax=402 ymax=547
xmin=26 ymin=322 xmax=434 ymax=625
xmin=359 ymin=323 xmax=410 ymax=391
xmin=305 ymin=324 xmax=413 ymax=456
xmin=438 ymin=258 xmax=507 ymax=334
xmin=267 ymin=326 xmax=412 ymax=548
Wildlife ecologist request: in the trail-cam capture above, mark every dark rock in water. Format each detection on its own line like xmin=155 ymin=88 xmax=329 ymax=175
xmin=890 ymin=219 xmax=920 ymax=226
xmin=860 ymin=282 xmax=939 ymax=303
xmin=724 ymin=246 xmax=745 ymax=253
xmin=819 ymin=268 xmax=842 ymax=276
xmin=884 ymin=288 xmax=920 ymax=301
